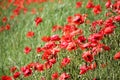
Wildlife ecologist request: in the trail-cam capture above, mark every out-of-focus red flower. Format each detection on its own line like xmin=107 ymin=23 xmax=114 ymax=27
xmin=73 ymin=14 xmax=85 ymax=25
xmin=41 ymin=36 xmax=51 ymax=42
xmin=63 ymin=24 xmax=77 ymax=35
xmin=93 ymin=78 xmax=97 ymax=80
xmin=88 ymin=33 xmax=103 ymax=42
xmin=105 ymin=0 xmax=111 ymax=8
xmin=31 ymin=8 xmax=36 ymax=14
xmin=86 ymin=1 xmax=94 ymax=9
xmin=44 ymin=42 xmax=57 ymax=50
xmin=8 ymin=0 xmax=13 ymax=3
xmin=103 ymin=45 xmax=110 ymax=51
xmin=79 ymin=65 xmax=89 ymax=75
xmin=13 ymin=72 xmax=20 ymax=79
xmin=23 ymin=8 xmax=28 ymax=14
xmin=50 ymin=34 xmax=60 ymax=41
xmin=66 ymin=42 xmax=76 ymax=51
xmin=49 ymin=58 xmax=56 ymax=64
xmin=44 ymin=61 xmax=53 ymax=69
xmin=24 ymin=46 xmax=31 ymax=54
xmin=0 ymin=26 xmax=5 ymax=32
xmin=51 ymin=72 xmax=59 ymax=80
xmin=13 ymin=7 xmax=21 ymax=16
xmin=42 ymin=50 xmax=52 ymax=60
xmin=59 ymin=73 xmax=70 ymax=80
xmin=36 ymin=63 xmax=44 ymax=72
xmin=52 ymin=25 xmax=62 ymax=32
xmin=2 ymin=17 xmax=7 ymax=23
xmin=114 ymin=52 xmax=120 ymax=60
xmin=10 ymin=15 xmax=15 ymax=20
xmin=61 ymin=57 xmax=70 ymax=68
xmin=67 ymin=16 xmax=73 ymax=23
xmin=82 ymin=51 xmax=93 ymax=63
xmin=77 ymin=35 xmax=86 ymax=43
xmin=76 ymin=1 xmax=82 ymax=8
xmin=21 ymin=66 xmax=32 ymax=77
xmin=1 ymin=75 xmax=12 ymax=80
xmin=60 ymin=41 xmax=68 ymax=49
xmin=26 ymin=31 xmax=34 ymax=38
xmin=89 ymin=62 xmax=97 ymax=70
xmin=114 ymin=15 xmax=120 ymax=22
xmin=35 ymin=17 xmax=42 ymax=26
xmin=93 ymin=5 xmax=102 ymax=15
xmin=5 ymin=24 xmax=10 ymax=30
xmin=36 ymin=47 xmax=42 ymax=53
xmin=103 ymin=27 xmax=114 ymax=35
xmin=10 ymin=66 xmax=17 ymax=73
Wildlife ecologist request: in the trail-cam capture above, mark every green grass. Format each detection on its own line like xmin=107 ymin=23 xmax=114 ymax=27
xmin=0 ymin=0 xmax=120 ymax=80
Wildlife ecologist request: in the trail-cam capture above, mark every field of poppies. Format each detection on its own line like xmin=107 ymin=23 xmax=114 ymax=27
xmin=0 ymin=0 xmax=120 ymax=80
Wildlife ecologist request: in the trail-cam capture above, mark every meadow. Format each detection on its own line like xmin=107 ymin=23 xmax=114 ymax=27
xmin=0 ymin=0 xmax=120 ymax=80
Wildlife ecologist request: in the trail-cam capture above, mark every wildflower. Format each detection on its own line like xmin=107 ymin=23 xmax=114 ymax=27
xmin=93 ymin=5 xmax=102 ymax=15
xmin=35 ymin=17 xmax=42 ymax=26
xmin=114 ymin=52 xmax=120 ymax=60
xmin=13 ymin=72 xmax=20 ymax=79
xmin=82 ymin=51 xmax=93 ymax=62
xmin=24 ymin=46 xmax=31 ymax=54
xmin=26 ymin=31 xmax=34 ymax=38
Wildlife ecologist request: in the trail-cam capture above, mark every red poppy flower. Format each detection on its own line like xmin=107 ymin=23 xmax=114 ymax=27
xmin=67 ymin=16 xmax=73 ymax=23
xmin=73 ymin=14 xmax=85 ymax=25
xmin=51 ymin=72 xmax=59 ymax=80
xmin=31 ymin=8 xmax=36 ymax=14
xmin=36 ymin=47 xmax=42 ymax=53
xmin=8 ymin=0 xmax=13 ymax=3
xmin=59 ymin=73 xmax=70 ymax=80
xmin=114 ymin=52 xmax=120 ymax=60
xmin=10 ymin=66 xmax=17 ymax=73
xmin=41 ymin=36 xmax=51 ymax=42
xmin=93 ymin=78 xmax=97 ymax=80
xmin=49 ymin=58 xmax=56 ymax=64
xmin=0 ymin=26 xmax=5 ymax=32
xmin=1 ymin=75 xmax=12 ymax=80
xmin=76 ymin=1 xmax=82 ymax=8
xmin=13 ymin=72 xmax=20 ymax=79
xmin=23 ymin=8 xmax=28 ymax=14
xmin=88 ymin=33 xmax=103 ymax=42
xmin=93 ymin=5 xmax=102 ymax=15
xmin=21 ymin=66 xmax=32 ymax=77
xmin=61 ymin=57 xmax=71 ymax=67
xmin=79 ymin=65 xmax=89 ymax=75
xmin=52 ymin=25 xmax=62 ymax=32
xmin=44 ymin=61 xmax=53 ymax=69
xmin=59 ymin=41 xmax=68 ymax=49
xmin=35 ymin=17 xmax=42 ymax=26
xmin=36 ymin=63 xmax=44 ymax=72
xmin=86 ymin=1 xmax=94 ymax=9
xmin=66 ymin=42 xmax=76 ymax=51
xmin=114 ymin=15 xmax=120 ymax=22
xmin=77 ymin=35 xmax=86 ymax=43
xmin=2 ymin=17 xmax=7 ymax=23
xmin=105 ymin=0 xmax=111 ymax=8
xmin=26 ymin=31 xmax=34 ymax=38
xmin=24 ymin=46 xmax=31 ymax=54
xmin=89 ymin=62 xmax=97 ymax=70
xmin=50 ymin=34 xmax=60 ymax=41
xmin=103 ymin=27 xmax=114 ymax=35
xmin=5 ymin=24 xmax=10 ymax=30
xmin=82 ymin=51 xmax=93 ymax=62
xmin=42 ymin=50 xmax=52 ymax=60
